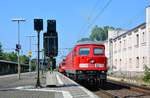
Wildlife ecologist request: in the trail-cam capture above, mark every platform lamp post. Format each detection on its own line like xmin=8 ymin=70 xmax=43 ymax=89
xmin=12 ymin=18 xmax=25 ymax=80
xmin=34 ymin=19 xmax=43 ymax=88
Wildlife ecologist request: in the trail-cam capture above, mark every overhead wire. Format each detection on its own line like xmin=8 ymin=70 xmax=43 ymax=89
xmin=62 ymin=0 xmax=112 ymax=59
xmin=60 ymin=0 xmax=112 ymax=58
xmin=77 ymin=0 xmax=102 ymax=40
xmin=82 ymin=0 xmax=112 ymax=35
xmin=77 ymin=0 xmax=112 ymax=42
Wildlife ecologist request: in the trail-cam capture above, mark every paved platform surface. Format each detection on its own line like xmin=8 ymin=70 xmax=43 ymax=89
xmin=0 ymin=90 xmax=62 ymax=98
xmin=0 ymin=71 xmax=99 ymax=98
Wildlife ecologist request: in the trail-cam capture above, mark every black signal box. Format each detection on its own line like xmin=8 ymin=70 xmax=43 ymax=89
xmin=47 ymin=20 xmax=56 ymax=32
xmin=43 ymin=32 xmax=58 ymax=57
xmin=34 ymin=19 xmax=43 ymax=31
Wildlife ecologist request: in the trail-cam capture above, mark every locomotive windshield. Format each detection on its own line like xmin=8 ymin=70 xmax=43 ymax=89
xmin=94 ymin=48 xmax=103 ymax=55
xmin=79 ymin=48 xmax=90 ymax=55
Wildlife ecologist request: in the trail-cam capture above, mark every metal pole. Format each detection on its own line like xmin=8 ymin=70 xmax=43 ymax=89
xmin=36 ymin=31 xmax=41 ymax=87
xmin=41 ymin=49 xmax=44 ymax=75
xmin=17 ymin=21 xmax=21 ymax=79
xmin=29 ymin=57 xmax=31 ymax=72
xmin=26 ymin=36 xmax=35 ymax=72
xmin=29 ymin=37 xmax=31 ymax=72
xmin=12 ymin=18 xmax=25 ymax=80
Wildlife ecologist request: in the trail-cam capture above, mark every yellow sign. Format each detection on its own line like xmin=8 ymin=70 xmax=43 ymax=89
xmin=28 ymin=51 xmax=32 ymax=57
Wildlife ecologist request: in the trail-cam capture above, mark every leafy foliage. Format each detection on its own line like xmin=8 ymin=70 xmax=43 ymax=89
xmin=0 ymin=42 xmax=3 ymax=59
xmin=31 ymin=60 xmax=36 ymax=71
xmin=31 ymin=64 xmax=36 ymax=71
xmin=0 ymin=41 xmax=29 ymax=64
xmin=143 ymin=65 xmax=150 ymax=83
xmin=90 ymin=25 xmax=115 ymax=41
xmin=20 ymin=55 xmax=29 ymax=64
xmin=0 ymin=42 xmax=3 ymax=53
xmin=3 ymin=52 xmax=17 ymax=62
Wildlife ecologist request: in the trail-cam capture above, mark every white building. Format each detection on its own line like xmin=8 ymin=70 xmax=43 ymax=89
xmin=105 ymin=6 xmax=150 ymax=76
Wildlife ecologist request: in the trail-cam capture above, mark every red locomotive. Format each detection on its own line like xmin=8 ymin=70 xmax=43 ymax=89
xmin=59 ymin=41 xmax=107 ymax=87
xmin=58 ymin=59 xmax=66 ymax=74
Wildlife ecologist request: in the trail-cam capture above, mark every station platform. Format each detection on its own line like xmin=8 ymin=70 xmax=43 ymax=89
xmin=0 ymin=71 xmax=99 ymax=98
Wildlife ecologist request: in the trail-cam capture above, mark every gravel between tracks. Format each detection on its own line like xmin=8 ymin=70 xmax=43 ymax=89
xmin=86 ymin=81 xmax=150 ymax=98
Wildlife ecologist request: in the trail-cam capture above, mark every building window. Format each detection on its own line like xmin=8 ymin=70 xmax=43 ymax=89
xmin=136 ymin=57 xmax=139 ymax=68
xmin=136 ymin=34 xmax=139 ymax=47
xmin=113 ymin=59 xmax=117 ymax=70
xmin=124 ymin=40 xmax=126 ymax=47
xmin=142 ymin=32 xmax=145 ymax=43
xmin=119 ymin=41 xmax=121 ymax=51
xmin=114 ymin=43 xmax=116 ymax=51
xmin=115 ymin=59 xmax=117 ymax=67
xmin=128 ymin=37 xmax=131 ymax=48
xmin=143 ymin=57 xmax=147 ymax=67
xmin=141 ymin=32 xmax=146 ymax=46
xmin=129 ymin=58 xmax=132 ymax=68
xmin=120 ymin=59 xmax=122 ymax=67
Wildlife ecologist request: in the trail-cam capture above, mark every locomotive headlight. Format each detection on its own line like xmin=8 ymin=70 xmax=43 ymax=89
xmin=90 ymin=59 xmax=95 ymax=64
xmin=95 ymin=64 xmax=104 ymax=68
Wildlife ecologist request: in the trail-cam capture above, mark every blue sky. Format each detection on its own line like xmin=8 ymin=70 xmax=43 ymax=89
xmin=0 ymin=0 xmax=149 ymax=62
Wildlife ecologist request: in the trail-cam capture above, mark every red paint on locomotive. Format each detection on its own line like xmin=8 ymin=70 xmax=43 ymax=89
xmin=65 ymin=43 xmax=107 ymax=71
xmin=59 ymin=42 xmax=107 ymax=87
xmin=58 ymin=59 xmax=66 ymax=74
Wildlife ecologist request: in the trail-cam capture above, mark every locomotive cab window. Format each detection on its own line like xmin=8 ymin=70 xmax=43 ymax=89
xmin=79 ymin=48 xmax=90 ymax=55
xmin=94 ymin=48 xmax=103 ymax=55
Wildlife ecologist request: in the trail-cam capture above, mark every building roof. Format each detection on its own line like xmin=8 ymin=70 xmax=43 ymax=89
xmin=113 ymin=22 xmax=146 ymax=40
xmin=0 ymin=60 xmax=28 ymax=66
xmin=76 ymin=40 xmax=104 ymax=45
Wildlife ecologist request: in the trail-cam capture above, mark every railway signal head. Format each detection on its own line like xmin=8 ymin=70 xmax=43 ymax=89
xmin=47 ymin=20 xmax=56 ymax=32
xmin=16 ymin=44 xmax=21 ymax=52
xmin=43 ymin=32 xmax=58 ymax=57
xmin=34 ymin=19 xmax=43 ymax=32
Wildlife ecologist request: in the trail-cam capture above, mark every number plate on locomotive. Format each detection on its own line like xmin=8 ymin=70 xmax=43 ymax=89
xmin=95 ymin=64 xmax=104 ymax=68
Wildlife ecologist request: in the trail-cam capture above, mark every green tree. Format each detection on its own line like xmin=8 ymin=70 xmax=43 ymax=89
xmin=90 ymin=25 xmax=115 ymax=41
xmin=0 ymin=42 xmax=3 ymax=59
xmin=31 ymin=61 xmax=36 ymax=71
xmin=2 ymin=52 xmax=17 ymax=61
xmin=0 ymin=42 xmax=17 ymax=61
xmin=20 ymin=55 xmax=29 ymax=64
xmin=0 ymin=42 xmax=29 ymax=63
xmin=143 ymin=65 xmax=150 ymax=83
xmin=8 ymin=52 xmax=17 ymax=62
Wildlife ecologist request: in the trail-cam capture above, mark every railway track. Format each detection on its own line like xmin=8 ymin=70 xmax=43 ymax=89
xmin=81 ymin=80 xmax=150 ymax=98
xmin=108 ymin=80 xmax=150 ymax=95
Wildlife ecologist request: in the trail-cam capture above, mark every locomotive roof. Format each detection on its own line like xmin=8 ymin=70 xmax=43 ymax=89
xmin=76 ymin=41 xmax=104 ymax=46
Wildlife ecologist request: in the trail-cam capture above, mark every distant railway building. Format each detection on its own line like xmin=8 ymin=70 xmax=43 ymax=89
xmin=0 ymin=60 xmax=29 ymax=75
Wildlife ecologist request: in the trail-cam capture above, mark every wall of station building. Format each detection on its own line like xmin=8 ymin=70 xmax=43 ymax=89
xmin=112 ymin=24 xmax=147 ymax=72
xmin=105 ymin=6 xmax=150 ymax=74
